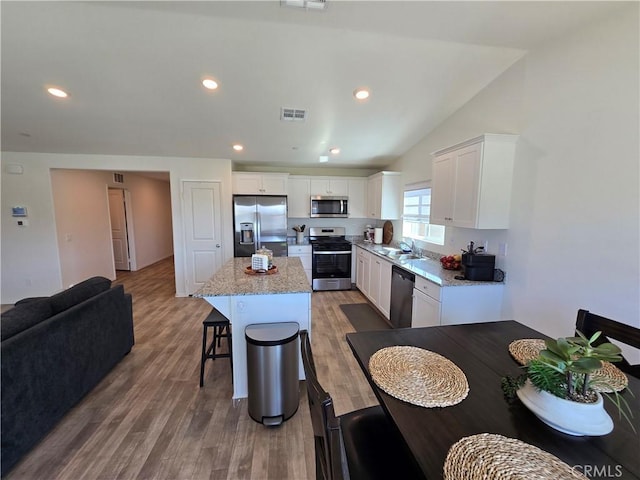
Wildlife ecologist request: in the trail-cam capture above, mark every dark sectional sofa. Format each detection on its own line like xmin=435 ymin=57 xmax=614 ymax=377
xmin=1 ymin=277 xmax=134 ymax=476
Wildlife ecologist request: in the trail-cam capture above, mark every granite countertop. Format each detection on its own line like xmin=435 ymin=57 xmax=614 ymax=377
xmin=193 ymin=257 xmax=312 ymax=297
xmin=353 ymin=241 xmax=502 ymax=287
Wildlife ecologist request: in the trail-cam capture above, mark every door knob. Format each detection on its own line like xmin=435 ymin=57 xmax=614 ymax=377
xmin=216 ymin=244 xmax=221 ymax=248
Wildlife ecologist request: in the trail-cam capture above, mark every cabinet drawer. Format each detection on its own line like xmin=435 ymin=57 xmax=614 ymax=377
xmin=288 ymin=245 xmax=311 ymax=255
xmin=414 ymin=276 xmax=441 ymax=301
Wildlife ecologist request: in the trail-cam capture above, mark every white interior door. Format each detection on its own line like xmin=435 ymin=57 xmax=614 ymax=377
xmin=182 ymin=181 xmax=223 ymax=294
xmin=108 ymin=188 xmax=130 ymax=271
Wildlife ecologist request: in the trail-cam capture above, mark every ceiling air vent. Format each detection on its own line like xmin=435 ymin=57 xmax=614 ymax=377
xmin=281 ymin=0 xmax=327 ymax=10
xmin=113 ymin=172 xmax=124 ymax=184
xmin=281 ymin=107 xmax=307 ymax=122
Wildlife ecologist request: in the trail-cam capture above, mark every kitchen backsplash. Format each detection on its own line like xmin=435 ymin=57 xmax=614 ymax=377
xmin=287 ymin=218 xmax=386 ymax=237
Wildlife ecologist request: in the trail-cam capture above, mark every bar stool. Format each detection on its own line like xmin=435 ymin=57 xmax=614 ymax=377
xmin=199 ymin=308 xmax=232 ymax=387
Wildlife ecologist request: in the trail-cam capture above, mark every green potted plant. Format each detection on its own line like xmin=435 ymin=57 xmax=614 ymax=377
xmin=503 ymin=331 xmax=634 ymax=436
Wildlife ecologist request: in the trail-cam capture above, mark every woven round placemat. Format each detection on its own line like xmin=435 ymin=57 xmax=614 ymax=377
xmin=508 ymin=338 xmax=546 ymax=365
xmin=508 ymin=339 xmax=628 ymax=393
xmin=443 ymin=433 xmax=588 ymax=480
xmin=368 ymin=346 xmax=469 ymax=408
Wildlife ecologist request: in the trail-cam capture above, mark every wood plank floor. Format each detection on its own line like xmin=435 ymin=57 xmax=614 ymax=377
xmin=6 ymin=257 xmax=377 ymax=480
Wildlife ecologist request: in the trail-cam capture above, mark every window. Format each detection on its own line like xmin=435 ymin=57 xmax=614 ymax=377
xmin=402 ymin=182 xmax=445 ymax=245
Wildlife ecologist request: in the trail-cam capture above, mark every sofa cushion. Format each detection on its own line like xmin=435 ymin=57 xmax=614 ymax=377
xmin=49 ymin=276 xmax=112 ymax=315
xmin=1 ymin=299 xmax=53 ymax=341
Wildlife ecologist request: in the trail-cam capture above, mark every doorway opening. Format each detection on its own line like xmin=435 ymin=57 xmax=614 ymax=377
xmin=50 ymin=169 xmax=174 ymax=291
xmin=108 ymin=188 xmax=133 ymax=271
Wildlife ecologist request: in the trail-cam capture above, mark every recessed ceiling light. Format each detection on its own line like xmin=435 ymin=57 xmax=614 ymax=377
xmin=329 ymin=147 xmax=340 ymax=155
xmin=353 ymin=88 xmax=370 ymax=101
xmin=47 ymin=87 xmax=68 ymax=98
xmin=232 ymin=144 xmax=244 ymax=151
xmin=319 ymin=156 xmax=329 ymax=163
xmin=202 ymin=78 xmax=219 ymax=90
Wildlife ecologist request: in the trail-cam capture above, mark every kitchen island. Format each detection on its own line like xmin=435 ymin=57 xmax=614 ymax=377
xmin=193 ymin=257 xmax=312 ymax=399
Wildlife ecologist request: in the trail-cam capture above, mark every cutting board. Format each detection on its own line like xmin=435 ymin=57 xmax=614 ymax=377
xmin=382 ymin=221 xmax=393 ymax=244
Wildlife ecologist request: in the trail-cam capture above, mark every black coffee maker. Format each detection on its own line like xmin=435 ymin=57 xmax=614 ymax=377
xmin=460 ymin=241 xmax=495 ymax=281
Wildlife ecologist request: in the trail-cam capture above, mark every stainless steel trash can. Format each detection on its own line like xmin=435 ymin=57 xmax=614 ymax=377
xmin=245 ymin=322 xmax=300 ymax=426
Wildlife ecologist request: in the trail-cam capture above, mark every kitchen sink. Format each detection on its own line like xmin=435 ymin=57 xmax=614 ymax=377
xmin=407 ymin=258 xmax=432 ymax=270
xmin=389 ymin=253 xmax=420 ymax=261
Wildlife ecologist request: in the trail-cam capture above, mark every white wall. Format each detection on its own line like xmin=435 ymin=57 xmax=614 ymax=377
xmin=124 ymin=173 xmax=173 ymax=269
xmin=390 ymin=5 xmax=640 ymax=343
xmin=51 ymin=169 xmax=116 ymax=288
xmin=1 ymin=152 xmax=233 ymax=302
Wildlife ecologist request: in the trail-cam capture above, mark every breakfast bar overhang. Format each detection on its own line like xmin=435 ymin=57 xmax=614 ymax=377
xmin=193 ymin=257 xmax=312 ymax=399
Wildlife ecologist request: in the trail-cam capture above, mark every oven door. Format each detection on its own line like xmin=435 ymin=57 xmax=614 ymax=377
xmin=312 ymin=250 xmax=352 ymax=291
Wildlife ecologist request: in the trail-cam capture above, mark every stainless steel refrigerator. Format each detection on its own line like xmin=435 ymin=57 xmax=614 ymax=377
xmin=233 ymin=195 xmax=288 ymax=258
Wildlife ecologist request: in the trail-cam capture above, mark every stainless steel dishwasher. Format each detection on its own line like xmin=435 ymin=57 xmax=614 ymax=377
xmin=390 ymin=265 xmax=415 ymax=328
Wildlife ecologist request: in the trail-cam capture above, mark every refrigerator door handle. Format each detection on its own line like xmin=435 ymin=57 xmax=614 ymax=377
xmin=255 ymin=212 xmax=260 ymax=250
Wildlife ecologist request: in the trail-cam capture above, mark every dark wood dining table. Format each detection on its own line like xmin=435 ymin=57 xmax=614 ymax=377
xmin=346 ymin=321 xmax=640 ymax=480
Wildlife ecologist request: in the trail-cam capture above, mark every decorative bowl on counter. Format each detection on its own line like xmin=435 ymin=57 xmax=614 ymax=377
xmin=440 ymin=255 xmax=462 ymax=270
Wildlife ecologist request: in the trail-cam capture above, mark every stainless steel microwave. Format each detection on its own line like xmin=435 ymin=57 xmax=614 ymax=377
xmin=310 ymin=196 xmax=349 ymax=218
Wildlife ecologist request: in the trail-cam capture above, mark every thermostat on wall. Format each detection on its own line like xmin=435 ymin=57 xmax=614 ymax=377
xmin=12 ymin=206 xmax=28 ymax=217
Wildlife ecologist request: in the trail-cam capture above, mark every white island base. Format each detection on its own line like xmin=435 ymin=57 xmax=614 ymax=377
xmin=204 ymin=292 xmax=311 ymax=399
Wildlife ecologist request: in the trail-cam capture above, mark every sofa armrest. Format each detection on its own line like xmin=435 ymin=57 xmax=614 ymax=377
xmin=14 ymin=297 xmax=46 ymax=307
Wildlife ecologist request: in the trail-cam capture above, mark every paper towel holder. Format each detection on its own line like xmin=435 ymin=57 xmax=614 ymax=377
xmin=374 ymin=227 xmax=383 ymax=244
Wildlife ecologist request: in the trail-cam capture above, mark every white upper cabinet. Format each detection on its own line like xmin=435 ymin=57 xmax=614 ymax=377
xmin=431 ymin=134 xmax=518 ymax=229
xmin=287 ymin=175 xmax=368 ymax=218
xmin=347 ymin=178 xmax=367 ymax=218
xmin=367 ymin=171 xmax=402 ymax=220
xmin=287 ymin=177 xmax=311 ymax=218
xmin=232 ymin=172 xmax=289 ymax=195
xmin=309 ymin=177 xmax=349 ymax=196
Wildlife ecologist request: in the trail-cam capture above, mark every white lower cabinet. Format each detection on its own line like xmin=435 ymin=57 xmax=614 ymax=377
xmin=356 ymin=246 xmax=392 ymax=319
xmin=412 ymin=289 xmax=441 ymax=328
xmin=288 ymin=245 xmax=312 ymax=286
xmin=377 ymin=259 xmax=392 ymax=318
xmin=356 ymin=247 xmax=504 ymax=326
xmin=411 ymin=274 xmax=504 ymax=327
xmin=355 ymin=247 xmax=370 ymax=298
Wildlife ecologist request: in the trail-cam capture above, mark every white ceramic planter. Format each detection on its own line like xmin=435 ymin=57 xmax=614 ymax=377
xmin=516 ymin=379 xmax=613 ymax=436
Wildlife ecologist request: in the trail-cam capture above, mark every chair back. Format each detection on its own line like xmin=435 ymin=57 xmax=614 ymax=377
xmin=576 ymin=309 xmax=640 ymax=377
xmin=300 ymin=330 xmax=350 ymax=480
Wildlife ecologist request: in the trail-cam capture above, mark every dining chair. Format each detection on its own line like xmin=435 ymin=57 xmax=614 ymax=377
xmin=299 ymin=330 xmax=424 ymax=480
xmin=576 ymin=309 xmax=640 ymax=378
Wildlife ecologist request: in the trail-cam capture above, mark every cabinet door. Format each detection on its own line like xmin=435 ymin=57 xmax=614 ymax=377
xmin=233 ymin=173 xmax=263 ymax=194
xmin=367 ymin=176 xmax=382 ymax=219
xmin=261 ymin=174 xmax=288 ymax=195
xmin=411 ymin=289 xmax=441 ymax=328
xmin=451 ymin=143 xmax=481 ymax=228
xmin=328 ymin=178 xmax=348 ymax=196
xmin=310 ymin=177 xmax=349 ymax=196
xmin=348 ymin=178 xmax=367 ymax=218
xmin=356 ymin=248 xmax=370 ymax=296
xmin=378 ymin=259 xmax=392 ymax=319
xmin=369 ymin=257 xmax=382 ymax=305
xmin=288 ymin=245 xmax=312 ymax=286
xmin=431 ymin=154 xmax=455 ymax=225
xmin=310 ymin=178 xmax=330 ymax=195
xmin=379 ymin=174 xmax=402 ymax=220
xmin=288 ymin=177 xmax=310 ymax=218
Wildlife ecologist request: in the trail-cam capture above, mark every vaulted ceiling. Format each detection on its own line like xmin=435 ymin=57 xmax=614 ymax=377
xmin=1 ymin=1 xmax=623 ymax=168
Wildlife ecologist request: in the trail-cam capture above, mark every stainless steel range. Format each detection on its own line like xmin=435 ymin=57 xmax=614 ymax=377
xmin=309 ymin=227 xmax=352 ymax=291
